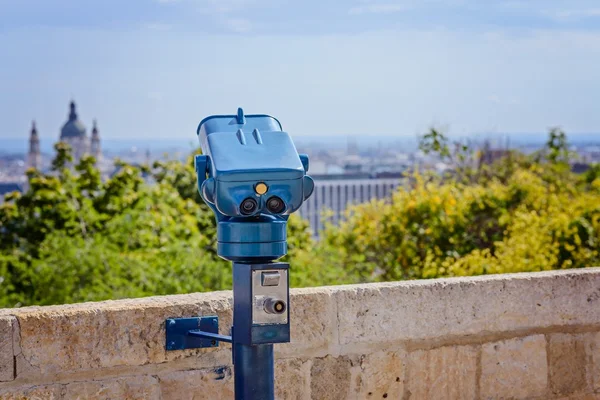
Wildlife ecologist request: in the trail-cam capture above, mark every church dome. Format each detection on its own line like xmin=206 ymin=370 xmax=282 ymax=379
xmin=60 ymin=101 xmax=87 ymax=139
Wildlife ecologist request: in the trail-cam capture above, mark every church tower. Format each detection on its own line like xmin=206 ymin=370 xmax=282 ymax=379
xmin=91 ymin=119 xmax=102 ymax=164
xmin=60 ymin=101 xmax=89 ymax=162
xmin=27 ymin=121 xmax=41 ymax=170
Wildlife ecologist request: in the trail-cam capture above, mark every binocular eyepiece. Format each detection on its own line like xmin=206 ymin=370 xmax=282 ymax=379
xmin=266 ymin=196 xmax=285 ymax=214
xmin=239 ymin=195 xmax=286 ymax=216
xmin=240 ymin=197 xmax=259 ymax=215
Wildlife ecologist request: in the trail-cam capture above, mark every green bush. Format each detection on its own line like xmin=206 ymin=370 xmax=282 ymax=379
xmin=1 ymin=130 xmax=599 ymax=307
xmin=292 ymin=129 xmax=600 ymax=284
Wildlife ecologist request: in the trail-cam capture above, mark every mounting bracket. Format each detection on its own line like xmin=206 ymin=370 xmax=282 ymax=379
xmin=165 ymin=316 xmax=231 ymax=351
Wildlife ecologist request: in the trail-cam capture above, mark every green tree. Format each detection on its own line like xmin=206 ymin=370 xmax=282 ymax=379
xmin=0 ymin=144 xmax=227 ymax=306
xmin=418 ymin=128 xmax=476 ymax=183
xmin=0 ymin=143 xmax=316 ymax=307
xmin=302 ymin=128 xmax=600 ymax=283
xmin=2 ymin=129 xmax=598 ymax=307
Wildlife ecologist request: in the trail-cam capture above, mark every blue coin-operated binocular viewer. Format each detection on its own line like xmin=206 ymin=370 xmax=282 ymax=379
xmin=165 ymin=108 xmax=313 ymax=400
xmin=195 ymin=107 xmax=313 ymax=261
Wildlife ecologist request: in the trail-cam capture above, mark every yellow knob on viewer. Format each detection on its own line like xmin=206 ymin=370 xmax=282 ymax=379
xmin=255 ymin=182 xmax=268 ymax=195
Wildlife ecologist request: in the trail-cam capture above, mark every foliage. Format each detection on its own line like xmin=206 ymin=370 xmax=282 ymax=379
xmin=301 ymin=128 xmax=600 ymax=283
xmin=0 ymin=145 xmax=217 ymax=306
xmin=0 ymin=144 xmax=316 ymax=307
xmin=418 ymin=128 xmax=475 ymax=183
xmin=1 ymin=129 xmax=599 ymax=307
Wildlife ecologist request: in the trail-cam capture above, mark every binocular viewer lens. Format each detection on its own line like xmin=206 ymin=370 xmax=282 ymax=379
xmin=266 ymin=196 xmax=285 ymax=214
xmin=239 ymin=195 xmax=286 ymax=215
xmin=240 ymin=198 xmax=258 ymax=215
xmin=263 ymin=298 xmax=287 ymax=315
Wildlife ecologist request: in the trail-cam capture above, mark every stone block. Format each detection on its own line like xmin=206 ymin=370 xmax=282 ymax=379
xmin=159 ymin=367 xmax=234 ymax=400
xmin=0 ymin=384 xmax=62 ymax=399
xmin=556 ymin=394 xmax=600 ymax=400
xmin=0 ymin=317 xmax=14 ymax=382
xmin=310 ymin=351 xmax=405 ymax=400
xmin=275 ymin=358 xmax=311 ymax=400
xmin=587 ymin=331 xmax=600 ymax=392
xmin=481 ymin=335 xmax=548 ymax=399
xmin=64 ymin=376 xmax=160 ymax=399
xmin=11 ymin=291 xmax=233 ymax=377
xmin=354 ymin=351 xmax=405 ymax=399
xmin=276 ymin=288 xmax=337 ymax=358
xmin=405 ymin=345 xmax=477 ymax=400
xmin=548 ymin=333 xmax=588 ymax=396
xmin=333 ymin=269 xmax=600 ymax=346
xmin=310 ymin=355 xmax=355 ymax=400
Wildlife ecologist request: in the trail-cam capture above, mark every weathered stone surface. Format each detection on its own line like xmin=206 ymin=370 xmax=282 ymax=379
xmin=275 ymin=358 xmax=311 ymax=400
xmin=587 ymin=332 xmax=600 ymax=392
xmin=11 ymin=291 xmax=233 ymax=377
xmin=0 ymin=269 xmax=596 ymax=398
xmin=548 ymin=333 xmax=588 ymax=396
xmin=0 ymin=317 xmax=14 ymax=382
xmin=276 ymin=288 xmax=337 ymax=358
xmin=556 ymin=394 xmax=600 ymax=400
xmin=405 ymin=345 xmax=477 ymax=400
xmin=159 ymin=367 xmax=234 ymax=400
xmin=311 ymin=355 xmax=354 ymax=400
xmin=8 ymin=287 xmax=336 ymax=379
xmin=64 ymin=376 xmax=160 ymax=399
xmin=481 ymin=335 xmax=548 ymax=399
xmin=354 ymin=351 xmax=405 ymax=399
xmin=0 ymin=384 xmax=62 ymax=399
xmin=334 ymin=269 xmax=600 ymax=345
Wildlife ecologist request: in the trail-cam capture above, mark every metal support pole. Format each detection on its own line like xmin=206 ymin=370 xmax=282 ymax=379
xmin=233 ymin=343 xmax=274 ymax=400
xmin=230 ymin=261 xmax=289 ymax=400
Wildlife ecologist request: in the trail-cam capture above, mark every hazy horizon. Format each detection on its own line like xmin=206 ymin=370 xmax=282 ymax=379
xmin=1 ymin=132 xmax=599 ymax=155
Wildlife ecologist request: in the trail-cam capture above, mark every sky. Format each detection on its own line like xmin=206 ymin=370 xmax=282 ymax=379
xmin=0 ymin=0 xmax=599 ymax=141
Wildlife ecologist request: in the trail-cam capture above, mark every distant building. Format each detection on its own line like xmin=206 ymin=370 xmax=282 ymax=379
xmin=91 ymin=120 xmax=102 ymax=164
xmin=571 ymin=162 xmax=591 ymax=174
xmin=59 ymin=101 xmax=101 ymax=163
xmin=27 ymin=100 xmax=102 ymax=169
xmin=27 ymin=121 xmax=41 ymax=170
xmin=479 ymin=140 xmax=510 ymax=166
xmin=299 ymin=178 xmax=403 ymax=236
xmin=479 ymin=149 xmax=510 ymax=166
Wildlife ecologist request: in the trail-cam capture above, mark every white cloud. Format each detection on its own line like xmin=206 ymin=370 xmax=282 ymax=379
xmin=348 ymin=3 xmax=409 ymax=15
xmin=347 ymin=0 xmax=600 ymax=21
xmin=550 ymin=8 xmax=600 ymax=20
xmin=147 ymin=92 xmax=163 ymax=102
xmin=223 ymin=17 xmax=253 ymax=33
xmin=487 ymin=95 xmax=501 ymax=104
xmin=210 ymin=0 xmax=253 ymax=14
xmin=498 ymin=1 xmax=600 ymax=22
xmin=188 ymin=0 xmax=255 ymax=14
xmin=155 ymin=0 xmax=253 ymax=13
xmin=144 ymin=23 xmax=172 ymax=31
xmin=154 ymin=0 xmax=256 ymax=33
xmin=487 ymin=95 xmax=520 ymax=106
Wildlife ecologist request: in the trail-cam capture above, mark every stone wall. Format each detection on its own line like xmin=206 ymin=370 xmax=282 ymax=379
xmin=0 ymin=268 xmax=599 ymax=399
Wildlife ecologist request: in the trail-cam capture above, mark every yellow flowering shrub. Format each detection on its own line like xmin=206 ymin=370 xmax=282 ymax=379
xmin=292 ymin=132 xmax=600 ymax=285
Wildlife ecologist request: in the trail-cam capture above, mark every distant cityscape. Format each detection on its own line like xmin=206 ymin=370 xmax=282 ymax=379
xmin=1 ymin=101 xmax=599 ymax=235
